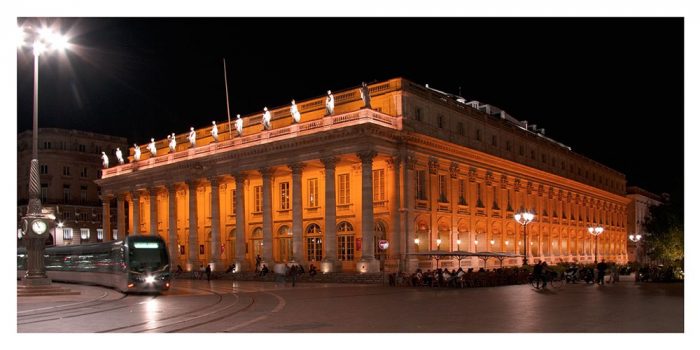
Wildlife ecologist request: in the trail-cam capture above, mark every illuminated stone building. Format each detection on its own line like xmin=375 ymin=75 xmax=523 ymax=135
xmin=17 ymin=128 xmax=128 ymax=245
xmin=96 ymin=78 xmax=630 ymax=273
xmin=626 ymin=186 xmax=664 ymax=264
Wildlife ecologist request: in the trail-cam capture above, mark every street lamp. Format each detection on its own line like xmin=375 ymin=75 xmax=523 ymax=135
xmin=436 ymin=237 xmax=442 ymax=250
xmin=457 ymin=237 xmax=461 ymax=251
xmin=588 ymin=225 xmax=604 ymax=263
xmin=514 ymin=209 xmax=535 ymax=265
xmin=629 ymin=233 xmax=642 ymax=263
xmin=18 ymin=21 xmax=70 ymax=285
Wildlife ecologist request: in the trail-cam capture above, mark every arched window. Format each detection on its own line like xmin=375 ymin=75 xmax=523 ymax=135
xmin=277 ymin=225 xmax=290 ymax=236
xmin=250 ymin=227 xmax=263 ymax=260
xmin=374 ymin=221 xmax=387 ymax=259
xmin=306 ymin=223 xmax=321 ymax=235
xmin=337 ymin=221 xmax=355 ymax=261
xmin=277 ymin=225 xmax=292 ymax=262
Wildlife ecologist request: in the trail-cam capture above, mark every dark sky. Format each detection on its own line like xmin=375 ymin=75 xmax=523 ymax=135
xmin=17 ymin=17 xmax=684 ymax=203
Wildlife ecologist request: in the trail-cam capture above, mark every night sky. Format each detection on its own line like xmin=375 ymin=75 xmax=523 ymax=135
xmin=16 ymin=17 xmax=684 ymax=204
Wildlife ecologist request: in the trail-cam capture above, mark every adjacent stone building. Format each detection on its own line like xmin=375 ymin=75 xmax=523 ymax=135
xmin=96 ymin=78 xmax=630 ymax=273
xmin=626 ymin=186 xmax=664 ymax=264
xmin=17 ymin=128 xmax=128 ymax=245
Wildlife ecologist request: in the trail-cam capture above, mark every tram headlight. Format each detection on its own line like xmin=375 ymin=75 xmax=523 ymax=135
xmin=145 ymin=276 xmax=155 ymax=284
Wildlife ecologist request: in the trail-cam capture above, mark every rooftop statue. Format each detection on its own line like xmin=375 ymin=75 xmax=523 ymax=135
xmin=325 ymin=90 xmax=335 ymax=115
xmin=133 ymin=144 xmax=141 ymax=161
xmin=115 ymin=147 xmax=124 ymax=165
xmin=290 ymin=99 xmax=301 ymax=123
xmin=168 ymin=133 xmax=177 ymax=153
xmin=147 ymin=138 xmax=157 ymax=156
xmin=360 ymin=82 xmax=372 ymax=109
xmin=211 ymin=121 xmax=219 ymax=142
xmin=235 ymin=114 xmax=243 ymax=136
xmin=262 ymin=107 xmax=272 ymax=130
xmin=101 ymin=152 xmax=109 ymax=168
xmin=188 ymin=127 xmax=197 ymax=148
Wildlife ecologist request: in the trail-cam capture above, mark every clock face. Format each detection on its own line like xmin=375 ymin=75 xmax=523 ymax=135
xmin=32 ymin=220 xmax=47 ymax=235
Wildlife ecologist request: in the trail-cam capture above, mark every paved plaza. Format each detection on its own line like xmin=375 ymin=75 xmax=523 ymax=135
xmin=17 ymin=278 xmax=683 ymax=333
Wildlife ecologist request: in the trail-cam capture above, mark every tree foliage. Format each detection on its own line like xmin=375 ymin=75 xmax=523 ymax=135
xmin=643 ymin=201 xmax=684 ymax=265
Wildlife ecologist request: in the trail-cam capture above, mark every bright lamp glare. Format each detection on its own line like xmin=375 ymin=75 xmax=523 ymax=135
xmin=33 ymin=41 xmax=46 ymax=56
xmin=145 ymin=276 xmax=155 ymax=284
xmin=50 ymin=33 xmax=70 ymax=51
xmin=38 ymin=27 xmax=53 ymax=40
xmin=17 ymin=26 xmax=27 ymax=47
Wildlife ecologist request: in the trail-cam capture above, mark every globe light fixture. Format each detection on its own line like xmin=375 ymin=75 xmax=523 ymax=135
xmin=514 ymin=209 xmax=535 ymax=265
xmin=588 ymin=225 xmax=604 ymax=263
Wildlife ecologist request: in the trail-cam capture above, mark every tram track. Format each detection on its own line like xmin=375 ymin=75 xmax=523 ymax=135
xmin=18 ymin=293 xmax=151 ymax=326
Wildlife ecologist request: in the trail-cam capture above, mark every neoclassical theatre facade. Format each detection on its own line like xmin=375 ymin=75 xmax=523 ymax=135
xmin=96 ymin=78 xmax=630 ymax=273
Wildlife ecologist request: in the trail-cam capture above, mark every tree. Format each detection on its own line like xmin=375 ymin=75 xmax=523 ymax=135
xmin=643 ymin=200 xmax=684 ymax=266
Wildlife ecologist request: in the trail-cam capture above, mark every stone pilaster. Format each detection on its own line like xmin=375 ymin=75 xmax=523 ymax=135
xmin=289 ymin=163 xmax=305 ymax=264
xmin=234 ymin=173 xmax=249 ymax=271
xmin=260 ymin=168 xmax=274 ymax=264
xmin=209 ymin=177 xmax=222 ymax=268
xmin=117 ymin=193 xmax=126 ymax=240
xmin=390 ymin=156 xmax=401 ymax=266
xmin=167 ymin=183 xmax=179 ymax=271
xmin=149 ymin=187 xmax=158 ymax=236
xmin=100 ymin=194 xmax=113 ymax=242
xmin=187 ymin=180 xmax=199 ymax=269
xmin=321 ymin=156 xmax=340 ymax=272
xmin=404 ymin=152 xmax=418 ymax=272
xmin=357 ymin=150 xmax=379 ymax=272
xmin=131 ymin=190 xmax=141 ymax=235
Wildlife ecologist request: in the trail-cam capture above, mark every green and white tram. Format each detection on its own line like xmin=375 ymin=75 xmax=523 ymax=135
xmin=18 ymin=235 xmax=171 ymax=293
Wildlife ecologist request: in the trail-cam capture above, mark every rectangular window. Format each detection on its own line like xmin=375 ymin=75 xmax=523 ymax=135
xmin=519 ymin=145 xmax=524 ymax=156
xmin=80 ymin=186 xmax=88 ymax=204
xmin=63 ymin=166 xmax=70 ymax=176
xmin=373 ymin=169 xmax=385 ymax=202
xmin=306 ymin=237 xmax=323 ymax=261
xmin=416 ymin=170 xmax=427 ymax=200
xmin=415 ymin=107 xmax=422 ymax=121
xmin=337 ymin=235 xmax=355 ymax=261
xmin=531 ymin=150 xmax=536 ymax=160
xmin=41 ymin=184 xmax=48 ymax=203
xmin=79 ymin=144 xmax=86 ymax=152
xmin=476 ymin=129 xmax=481 ymax=141
xmin=459 ymin=179 xmax=467 ymax=205
xmin=492 ymin=135 xmax=497 ymax=147
xmin=338 ymin=174 xmax=350 ymax=205
xmin=506 ymin=141 xmax=512 ymax=152
xmin=80 ymin=228 xmax=90 ymax=240
xmin=457 ymin=122 xmax=465 ymax=136
xmin=43 ymin=141 xmax=51 ymax=149
xmin=40 ymin=164 xmax=48 ymax=174
xmin=63 ymin=185 xmax=71 ymax=202
xmin=63 ymin=227 xmax=73 ymax=241
xmin=542 ymin=154 xmax=547 ymax=163
xmin=279 ymin=182 xmax=290 ymax=210
xmin=254 ymin=186 xmax=262 ymax=212
xmin=96 ymin=228 xmax=104 ymax=241
xmin=308 ymin=178 xmax=318 ymax=207
xmin=437 ymin=114 xmax=444 ymax=129
xmin=80 ymin=167 xmax=88 ymax=178
xmin=438 ymin=174 xmax=448 ymax=202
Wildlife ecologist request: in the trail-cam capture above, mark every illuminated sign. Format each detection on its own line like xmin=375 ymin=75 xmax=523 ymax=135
xmin=134 ymin=242 xmax=159 ymax=249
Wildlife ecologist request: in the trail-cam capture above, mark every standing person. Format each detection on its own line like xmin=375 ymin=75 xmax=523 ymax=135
xmin=255 ymin=254 xmax=262 ymax=271
xmin=596 ymin=259 xmax=608 ymax=285
xmin=290 ymin=264 xmax=298 ymax=287
xmin=205 ymin=264 xmax=212 ymax=281
xmin=608 ymin=263 xmax=619 ymax=284
xmin=532 ymin=261 xmax=544 ymax=289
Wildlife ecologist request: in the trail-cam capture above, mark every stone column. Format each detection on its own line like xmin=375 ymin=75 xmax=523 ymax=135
xmin=357 ymin=150 xmax=379 ymax=272
xmin=260 ymin=168 xmax=274 ymax=264
xmin=149 ymin=187 xmax=158 ymax=236
xmin=404 ymin=153 xmax=417 ymax=272
xmin=187 ymin=180 xmax=199 ymax=270
xmin=100 ymin=194 xmax=113 ymax=242
xmin=321 ymin=156 xmax=340 ymax=272
xmin=209 ymin=177 xmax=222 ymax=269
xmin=117 ymin=193 xmax=126 ymax=240
xmin=131 ymin=190 xmax=141 ymax=235
xmin=289 ymin=163 xmax=305 ymax=264
xmin=390 ymin=156 xmax=401 ymax=266
xmin=167 ymin=184 xmax=178 ymax=271
xmin=234 ymin=173 xmax=249 ymax=271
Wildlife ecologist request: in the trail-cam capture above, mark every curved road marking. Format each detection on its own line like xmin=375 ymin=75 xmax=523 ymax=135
xmin=224 ymin=291 xmax=286 ymax=332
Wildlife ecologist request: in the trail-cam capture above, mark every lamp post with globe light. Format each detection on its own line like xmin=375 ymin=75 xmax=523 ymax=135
xmin=629 ymin=233 xmax=642 ymax=263
xmin=17 ymin=21 xmax=70 ymax=285
xmin=588 ymin=225 xmax=604 ymax=263
xmin=514 ymin=209 xmax=535 ymax=265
